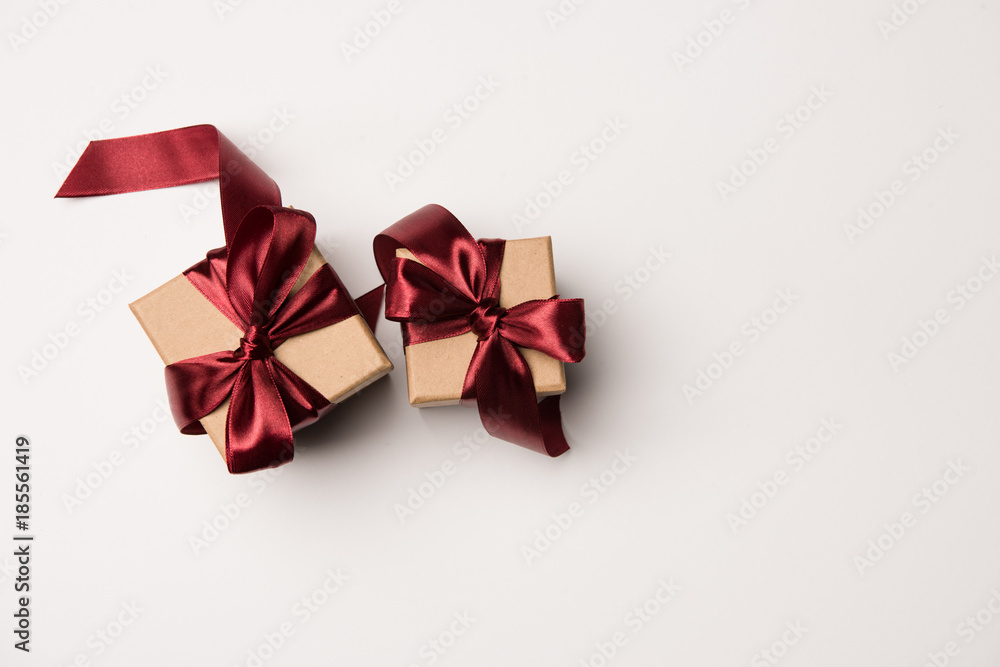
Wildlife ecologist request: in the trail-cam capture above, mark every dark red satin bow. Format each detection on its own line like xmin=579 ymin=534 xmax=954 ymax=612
xmin=56 ymin=124 xmax=378 ymax=473
xmin=374 ymin=204 xmax=585 ymax=456
xmin=164 ymin=207 xmax=360 ymax=472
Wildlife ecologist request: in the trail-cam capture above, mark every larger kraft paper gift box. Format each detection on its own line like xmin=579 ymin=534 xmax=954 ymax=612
xmin=130 ymin=245 xmax=392 ymax=462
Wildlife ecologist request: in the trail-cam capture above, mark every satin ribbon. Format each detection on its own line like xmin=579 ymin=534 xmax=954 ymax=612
xmin=374 ymin=204 xmax=585 ymax=456
xmin=57 ymin=124 xmax=379 ymax=473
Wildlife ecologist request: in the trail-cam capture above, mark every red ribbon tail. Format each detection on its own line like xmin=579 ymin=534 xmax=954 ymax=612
xmin=225 ymin=360 xmax=296 ymax=474
xmin=537 ymin=396 xmax=571 ymax=457
xmin=355 ymin=284 xmax=385 ymax=333
xmin=55 ymin=125 xmax=221 ymax=198
xmin=464 ymin=336 xmax=571 ymax=457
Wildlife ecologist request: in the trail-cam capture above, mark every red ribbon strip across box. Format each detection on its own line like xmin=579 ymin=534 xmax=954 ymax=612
xmin=374 ymin=204 xmax=586 ymax=457
xmin=56 ymin=125 xmax=392 ymax=473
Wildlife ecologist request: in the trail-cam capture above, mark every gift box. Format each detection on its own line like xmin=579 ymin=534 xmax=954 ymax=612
xmin=374 ymin=204 xmax=586 ymax=457
xmin=399 ymin=236 xmax=566 ymax=406
xmin=130 ymin=244 xmax=392 ymax=463
xmin=56 ymin=124 xmax=393 ymax=473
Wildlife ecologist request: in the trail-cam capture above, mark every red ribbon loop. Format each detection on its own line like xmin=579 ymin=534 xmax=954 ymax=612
xmin=56 ymin=125 xmax=365 ymax=473
xmin=374 ymin=204 xmax=586 ymax=457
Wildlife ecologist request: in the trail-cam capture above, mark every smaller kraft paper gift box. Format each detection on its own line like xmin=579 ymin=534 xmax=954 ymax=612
xmin=374 ymin=204 xmax=586 ymax=457
xmin=56 ymin=124 xmax=391 ymax=473
xmin=398 ymin=236 xmax=566 ymax=406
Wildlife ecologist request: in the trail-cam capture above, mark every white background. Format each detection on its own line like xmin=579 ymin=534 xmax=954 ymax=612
xmin=2 ymin=0 xmax=1000 ymax=665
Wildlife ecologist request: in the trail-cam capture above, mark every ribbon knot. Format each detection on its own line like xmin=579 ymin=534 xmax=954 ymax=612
xmin=469 ymin=299 xmax=505 ymax=341
xmin=237 ymin=325 xmax=274 ymax=360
